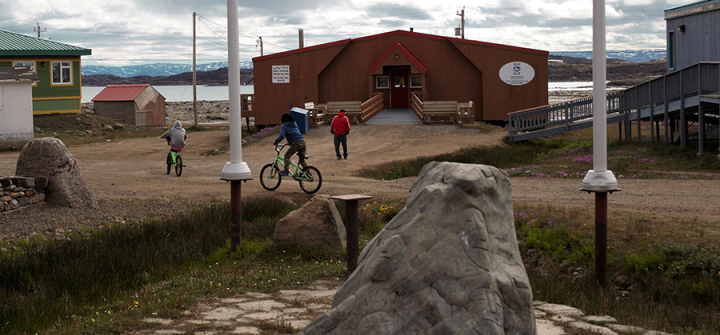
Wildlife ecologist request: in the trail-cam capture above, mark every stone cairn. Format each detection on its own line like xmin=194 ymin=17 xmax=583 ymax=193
xmin=0 ymin=176 xmax=47 ymax=212
xmin=15 ymin=137 xmax=97 ymax=208
xmin=300 ymin=161 xmax=536 ymax=335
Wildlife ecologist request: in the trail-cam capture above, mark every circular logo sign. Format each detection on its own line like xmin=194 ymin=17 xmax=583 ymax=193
xmin=499 ymin=61 xmax=535 ymax=86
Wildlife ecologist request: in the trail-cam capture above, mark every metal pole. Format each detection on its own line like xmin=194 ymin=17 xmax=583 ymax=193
xmin=193 ymin=12 xmax=198 ymax=128
xmin=595 ymin=192 xmax=608 ymax=286
xmin=222 ymin=0 xmax=252 ymax=252
xmin=583 ymin=0 xmax=617 ymax=286
xmin=346 ymin=200 xmax=360 ymax=272
xmin=230 ymin=181 xmax=242 ymax=252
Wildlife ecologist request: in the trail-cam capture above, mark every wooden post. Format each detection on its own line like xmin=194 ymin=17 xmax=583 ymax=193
xmin=636 ymin=88 xmax=641 ymax=144
xmin=664 ymin=76 xmax=669 ymax=144
xmin=650 ymin=81 xmax=655 ymax=143
xmin=330 ymin=194 xmax=373 ymax=273
xmin=699 ymin=103 xmax=704 ymax=154
xmin=680 ymin=72 xmax=686 ymax=150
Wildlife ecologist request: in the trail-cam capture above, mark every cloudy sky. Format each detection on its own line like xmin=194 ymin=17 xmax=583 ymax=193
xmin=0 ymin=0 xmax=697 ymax=66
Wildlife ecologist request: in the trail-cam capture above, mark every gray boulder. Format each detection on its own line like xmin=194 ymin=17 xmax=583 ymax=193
xmin=274 ymin=195 xmax=347 ymax=250
xmin=15 ymin=137 xmax=97 ymax=208
xmin=300 ymin=162 xmax=535 ymax=335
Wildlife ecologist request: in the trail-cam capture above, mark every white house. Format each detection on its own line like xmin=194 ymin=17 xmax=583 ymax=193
xmin=0 ymin=67 xmax=40 ymax=148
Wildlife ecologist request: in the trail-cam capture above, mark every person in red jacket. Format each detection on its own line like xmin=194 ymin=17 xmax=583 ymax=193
xmin=330 ymin=109 xmax=351 ymax=160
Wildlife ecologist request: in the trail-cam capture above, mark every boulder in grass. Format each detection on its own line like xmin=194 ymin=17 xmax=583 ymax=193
xmin=299 ymin=162 xmax=536 ymax=335
xmin=274 ymin=195 xmax=347 ymax=250
xmin=15 ymin=137 xmax=97 ymax=208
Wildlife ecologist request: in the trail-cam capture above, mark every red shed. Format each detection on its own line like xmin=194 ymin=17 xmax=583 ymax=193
xmin=92 ymin=84 xmax=166 ymax=126
xmin=252 ymin=30 xmax=548 ymax=125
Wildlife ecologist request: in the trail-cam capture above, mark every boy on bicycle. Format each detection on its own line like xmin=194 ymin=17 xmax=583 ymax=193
xmin=273 ymin=112 xmax=307 ymax=176
xmin=161 ymin=121 xmax=187 ymax=163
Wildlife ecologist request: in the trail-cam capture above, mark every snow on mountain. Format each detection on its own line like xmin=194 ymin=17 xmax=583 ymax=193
xmin=82 ymin=61 xmax=253 ymax=77
xmin=550 ymin=50 xmax=666 ymax=62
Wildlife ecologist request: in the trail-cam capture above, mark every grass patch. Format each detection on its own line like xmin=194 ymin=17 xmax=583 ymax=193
xmin=203 ymin=125 xmax=278 ymax=156
xmin=0 ymin=196 xmax=298 ymax=334
xmin=359 ymin=135 xmax=720 ymax=180
xmin=515 ymin=206 xmax=720 ymax=334
xmin=3 ymin=196 xmax=398 ymax=334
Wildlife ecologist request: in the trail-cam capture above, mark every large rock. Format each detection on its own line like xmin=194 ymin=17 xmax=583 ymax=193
xmin=300 ymin=162 xmax=536 ymax=335
xmin=15 ymin=137 xmax=97 ymax=208
xmin=274 ymin=195 xmax=347 ymax=250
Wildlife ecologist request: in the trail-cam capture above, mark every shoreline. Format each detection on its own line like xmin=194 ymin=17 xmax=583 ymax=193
xmin=80 ymin=88 xmax=600 ymax=126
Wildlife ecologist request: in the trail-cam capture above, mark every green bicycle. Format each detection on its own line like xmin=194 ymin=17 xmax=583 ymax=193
xmin=166 ymin=150 xmax=183 ymax=177
xmin=260 ymin=144 xmax=322 ymax=194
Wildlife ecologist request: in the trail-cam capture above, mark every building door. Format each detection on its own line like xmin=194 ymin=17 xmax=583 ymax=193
xmin=390 ymin=68 xmax=409 ymax=108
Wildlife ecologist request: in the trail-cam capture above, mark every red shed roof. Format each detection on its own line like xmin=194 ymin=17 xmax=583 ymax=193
xmin=92 ymin=84 xmax=150 ymax=102
xmin=253 ymin=30 xmax=548 ymax=62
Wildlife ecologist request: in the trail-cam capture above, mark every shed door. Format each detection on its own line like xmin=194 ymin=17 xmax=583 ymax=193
xmin=390 ymin=68 xmax=409 ymax=108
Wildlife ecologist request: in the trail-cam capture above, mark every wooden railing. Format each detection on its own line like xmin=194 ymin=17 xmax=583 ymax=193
xmin=411 ymin=93 xmax=423 ymax=121
xmin=326 ymin=101 xmax=362 ymax=124
xmin=507 ymin=62 xmax=720 ymax=143
xmin=361 ymin=93 xmax=384 ymax=123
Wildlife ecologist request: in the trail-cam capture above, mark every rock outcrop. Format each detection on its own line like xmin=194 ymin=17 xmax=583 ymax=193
xmin=300 ymin=162 xmax=535 ymax=335
xmin=15 ymin=137 xmax=97 ymax=208
xmin=274 ymin=195 xmax=347 ymax=250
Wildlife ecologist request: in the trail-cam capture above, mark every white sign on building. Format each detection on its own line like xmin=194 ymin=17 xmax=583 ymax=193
xmin=272 ymin=65 xmax=290 ymax=83
xmin=499 ymin=61 xmax=535 ymax=86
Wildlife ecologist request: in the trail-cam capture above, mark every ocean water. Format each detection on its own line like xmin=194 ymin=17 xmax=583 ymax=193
xmin=82 ymin=82 xmax=608 ymax=103
xmin=81 ymin=85 xmax=254 ymax=103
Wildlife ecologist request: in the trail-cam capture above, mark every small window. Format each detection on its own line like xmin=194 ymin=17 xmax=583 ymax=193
xmin=13 ymin=61 xmax=37 ymax=86
xmin=667 ymin=31 xmax=676 ymax=71
xmin=52 ymin=61 xmax=73 ymax=85
xmin=410 ymin=75 xmax=422 ymax=88
xmin=394 ymin=76 xmax=405 ymax=88
xmin=376 ymin=76 xmax=389 ymax=89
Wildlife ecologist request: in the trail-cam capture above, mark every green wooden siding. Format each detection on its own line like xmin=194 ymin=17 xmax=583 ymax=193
xmin=33 ymin=99 xmax=80 ymax=112
xmin=0 ymin=56 xmax=82 ymax=98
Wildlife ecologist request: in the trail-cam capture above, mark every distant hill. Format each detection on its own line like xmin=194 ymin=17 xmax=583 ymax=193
xmin=550 ymin=50 xmax=666 ymax=63
xmin=82 ymin=68 xmax=254 ymax=87
xmin=82 ymin=61 xmax=253 ymax=78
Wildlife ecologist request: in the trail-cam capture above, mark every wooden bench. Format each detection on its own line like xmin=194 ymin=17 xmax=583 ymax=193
xmin=423 ymin=101 xmax=458 ymax=124
xmin=326 ymin=101 xmax=362 ymax=124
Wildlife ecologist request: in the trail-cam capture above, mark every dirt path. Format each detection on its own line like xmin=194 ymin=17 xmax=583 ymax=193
xmin=2 ymin=124 xmax=720 ymax=227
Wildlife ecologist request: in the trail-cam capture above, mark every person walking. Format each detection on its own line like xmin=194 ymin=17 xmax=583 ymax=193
xmin=330 ymin=109 xmax=351 ymax=160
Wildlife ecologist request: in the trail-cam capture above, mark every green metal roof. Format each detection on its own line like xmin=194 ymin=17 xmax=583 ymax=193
xmin=0 ymin=29 xmax=91 ymax=56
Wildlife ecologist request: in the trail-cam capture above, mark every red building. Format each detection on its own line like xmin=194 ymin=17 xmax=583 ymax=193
xmin=91 ymin=84 xmax=166 ymax=126
xmin=252 ymin=30 xmax=548 ymax=126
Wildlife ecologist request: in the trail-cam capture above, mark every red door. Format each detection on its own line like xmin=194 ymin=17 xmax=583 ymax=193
xmin=390 ymin=68 xmax=409 ymax=108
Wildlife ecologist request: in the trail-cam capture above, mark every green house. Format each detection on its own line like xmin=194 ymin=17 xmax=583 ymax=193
xmin=0 ymin=29 xmax=91 ymax=114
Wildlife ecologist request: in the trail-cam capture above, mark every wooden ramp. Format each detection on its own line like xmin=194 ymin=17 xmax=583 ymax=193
xmin=508 ymin=62 xmax=720 ymax=155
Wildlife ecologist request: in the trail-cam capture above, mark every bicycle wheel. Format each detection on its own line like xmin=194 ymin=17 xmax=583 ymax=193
xmin=175 ymin=155 xmax=183 ymax=177
xmin=299 ymin=166 xmax=322 ymax=194
xmin=260 ymin=163 xmax=282 ymax=191
xmin=166 ymin=152 xmax=172 ymax=175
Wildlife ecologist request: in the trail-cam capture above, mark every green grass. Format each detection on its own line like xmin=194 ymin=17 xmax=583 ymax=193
xmin=514 ymin=206 xmax=720 ymax=334
xmin=358 ymin=136 xmax=720 ymax=181
xmin=0 ymin=197 xmax=299 ymax=334
xmin=1 ymin=196 xmax=396 ymax=335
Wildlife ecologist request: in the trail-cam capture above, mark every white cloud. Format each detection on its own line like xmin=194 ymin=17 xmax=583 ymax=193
xmin=0 ymin=0 xmax=697 ymax=66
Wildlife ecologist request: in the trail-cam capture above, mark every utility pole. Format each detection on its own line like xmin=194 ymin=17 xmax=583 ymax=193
xmin=34 ymin=23 xmax=46 ymax=38
xmin=456 ymin=7 xmax=465 ymax=39
xmin=193 ymin=12 xmax=198 ymax=128
xmin=257 ymin=36 xmax=263 ymax=56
